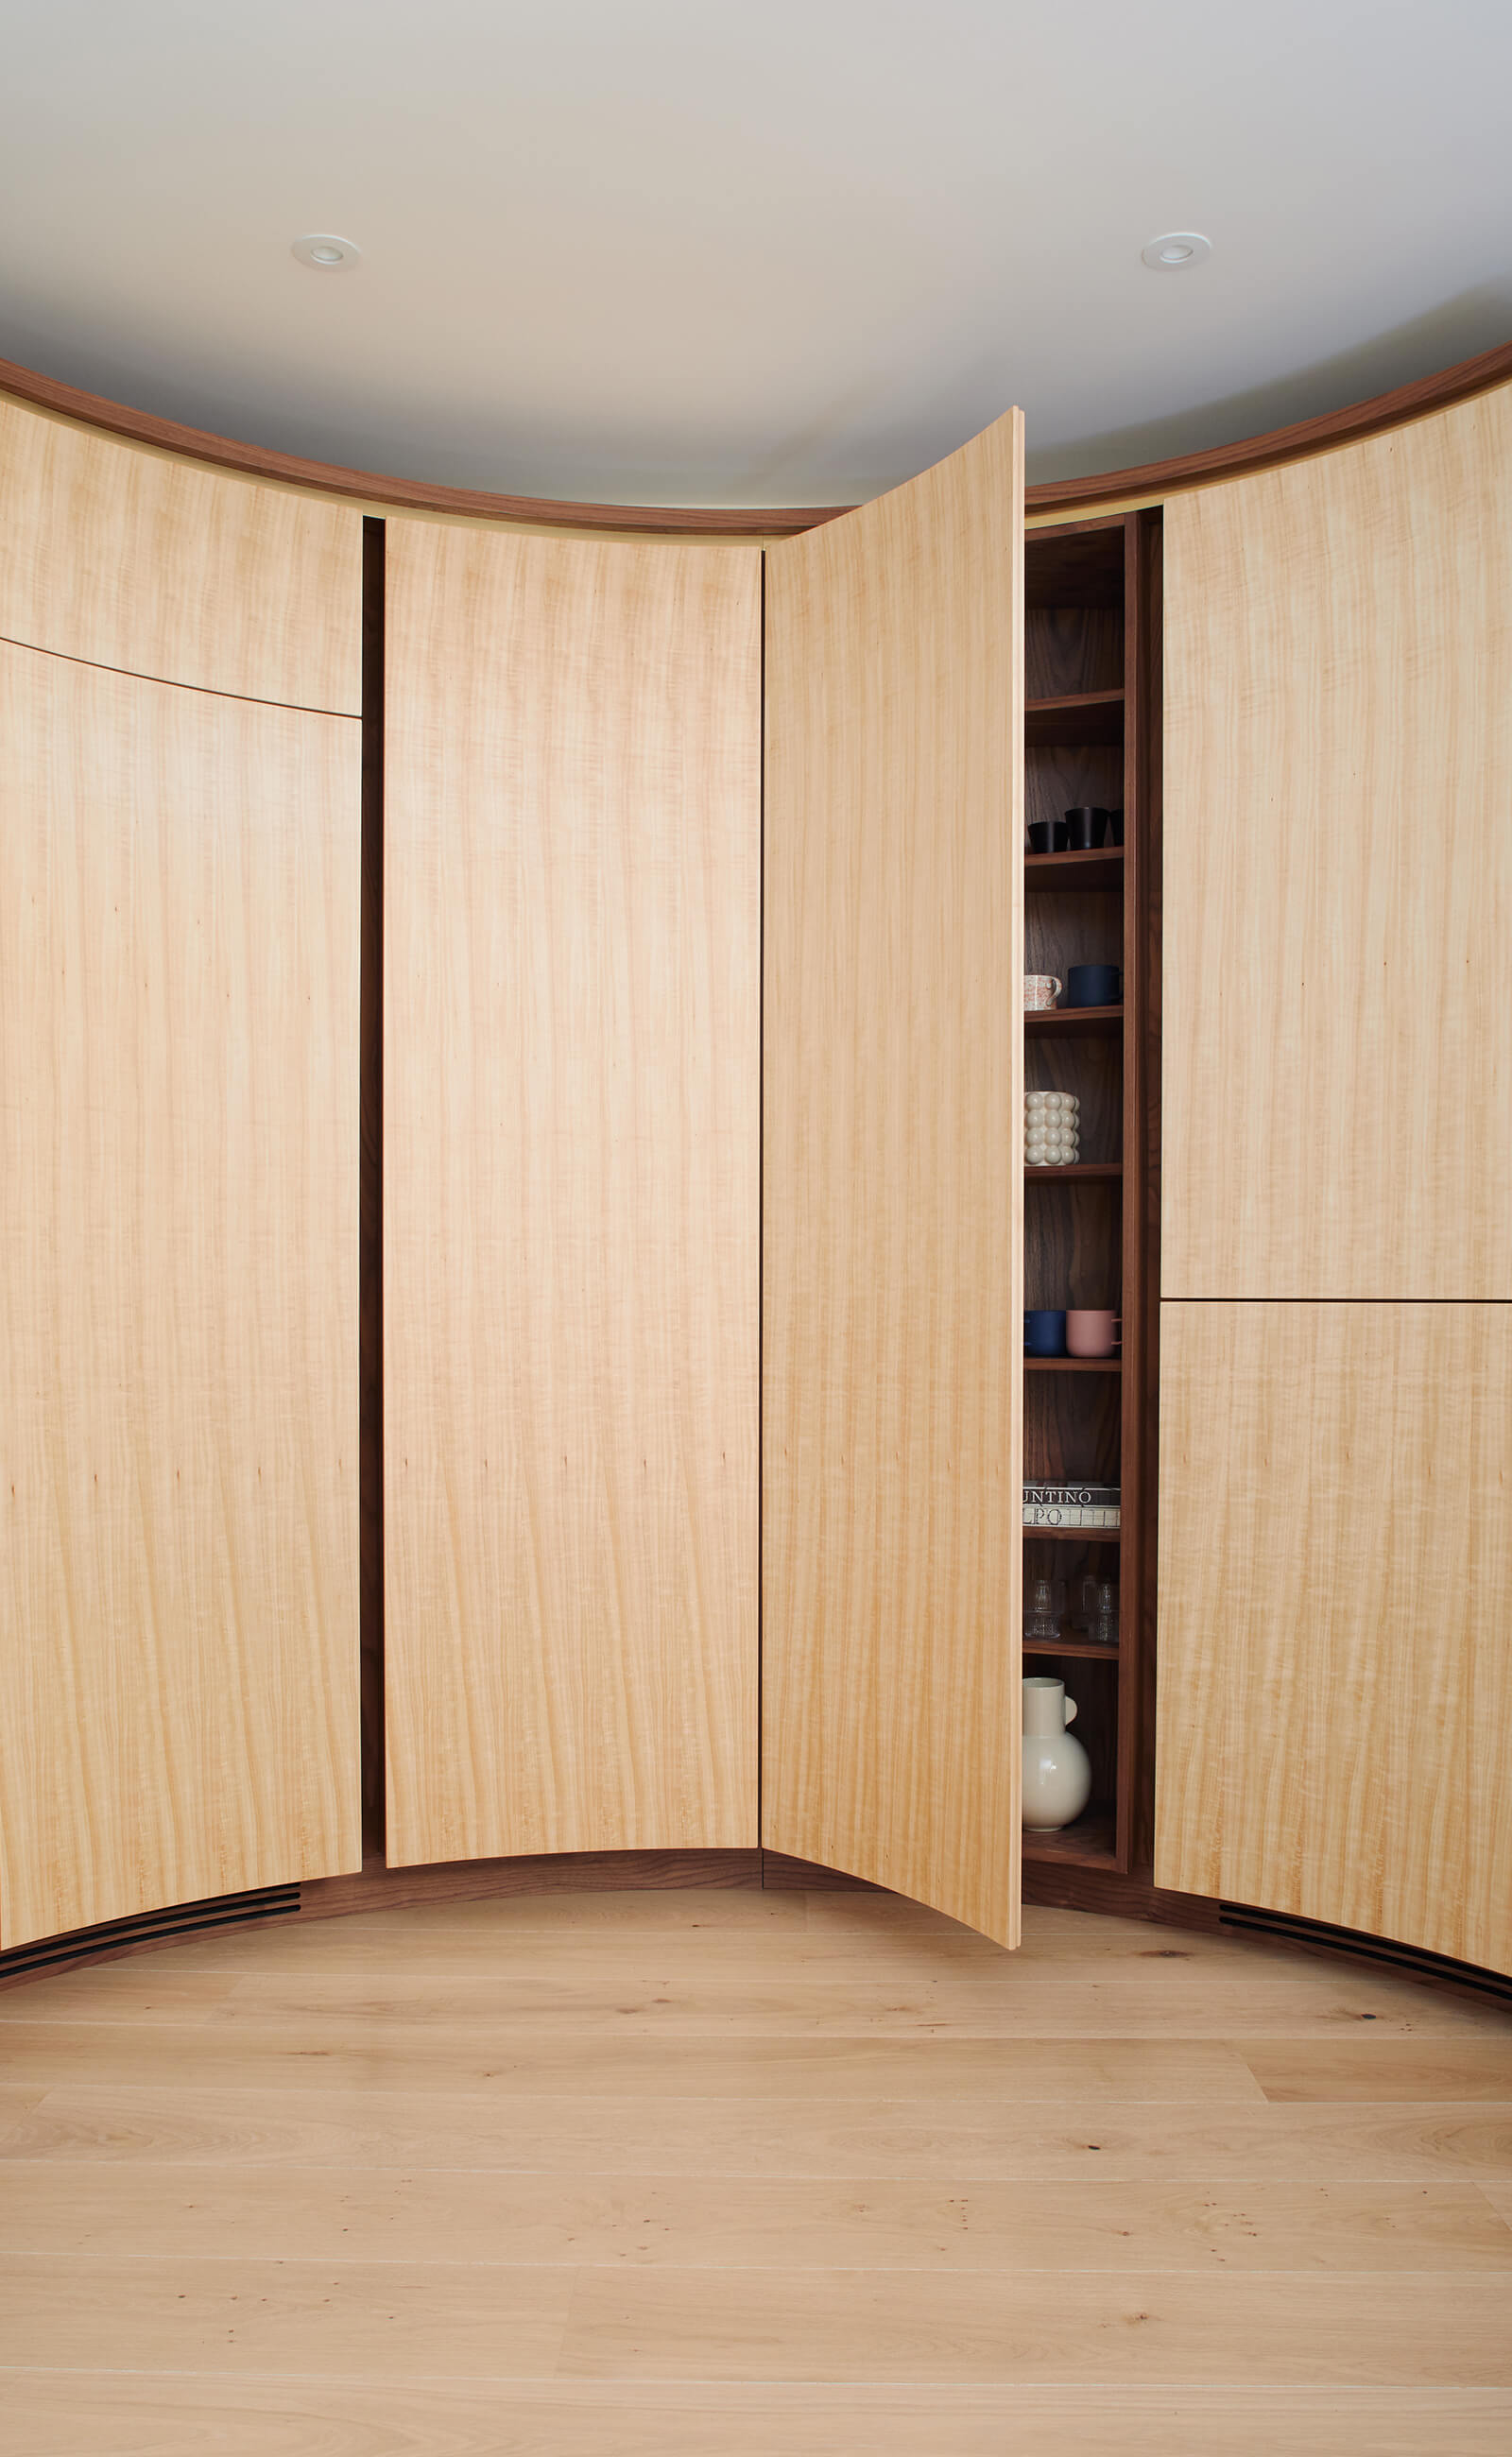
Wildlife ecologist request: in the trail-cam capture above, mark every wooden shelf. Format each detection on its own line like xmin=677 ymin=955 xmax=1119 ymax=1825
xmin=1024 ymin=688 xmax=1125 ymax=747
xmin=1023 ymin=1523 xmax=1121 ymax=1544
xmin=1023 ymin=1357 xmax=1121 ymax=1373
xmin=1024 ymin=847 xmax=1124 ymax=894
xmin=1023 ymin=1161 xmax=1123 ymax=1181
xmin=1022 ymin=1634 xmax=1120 ymax=1659
xmin=1025 ymin=1003 xmax=1123 ymax=1038
xmin=1022 ymin=1807 xmax=1118 ymax=1869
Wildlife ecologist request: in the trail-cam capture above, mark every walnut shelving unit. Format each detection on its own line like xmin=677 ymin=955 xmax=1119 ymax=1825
xmin=1022 ymin=510 xmax=1161 ymax=1879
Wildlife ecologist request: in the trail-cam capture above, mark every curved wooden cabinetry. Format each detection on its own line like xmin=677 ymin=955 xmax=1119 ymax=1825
xmin=762 ymin=413 xmax=1024 ymax=1945
xmin=0 ymin=641 xmax=361 ymax=1948
xmin=382 ymin=521 xmax=762 ymax=1865
xmin=3 ymin=342 xmax=1510 ymax=1973
xmin=0 ymin=396 xmax=361 ymax=709
xmin=1155 ymin=1301 xmax=1512 ymax=1976
xmin=1161 ymin=378 xmax=1512 ymax=1300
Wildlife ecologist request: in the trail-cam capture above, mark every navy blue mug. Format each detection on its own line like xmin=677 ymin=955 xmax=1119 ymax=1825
xmin=1063 ymin=962 xmax=1122 ymax=1008
xmin=1024 ymin=1309 xmax=1067 ymax=1357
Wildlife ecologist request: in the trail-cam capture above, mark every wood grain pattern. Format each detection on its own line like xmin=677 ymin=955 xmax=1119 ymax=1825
xmin=1161 ymin=381 xmax=1512 ymax=1297
xmin=383 ymin=522 xmax=761 ymax=1864
xmin=0 ymin=644 xmax=361 ymax=1949
xmin=762 ymin=412 xmax=1023 ymax=1945
xmin=0 ymin=395 xmax=362 ymax=710
xmin=1155 ymin=1303 xmax=1512 ymax=1974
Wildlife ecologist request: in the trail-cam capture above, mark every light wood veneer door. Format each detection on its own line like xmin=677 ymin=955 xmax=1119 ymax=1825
xmin=384 ymin=523 xmax=761 ymax=1865
xmin=0 ymin=644 xmax=362 ymax=1949
xmin=763 ymin=413 xmax=1024 ymax=1945
xmin=1161 ymin=381 xmax=1512 ymax=1298
xmin=0 ymin=395 xmax=362 ymax=713
xmin=1155 ymin=1300 xmax=1512 ymax=1975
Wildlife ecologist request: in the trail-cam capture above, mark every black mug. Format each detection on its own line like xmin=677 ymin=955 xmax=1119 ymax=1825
xmin=1062 ymin=807 xmax=1108 ymax=851
xmin=1027 ymin=818 xmax=1067 ymax=855
xmin=1024 ymin=1309 xmax=1068 ymax=1357
xmin=1063 ymin=962 xmax=1122 ymax=1008
xmin=1104 ymin=809 xmax=1125 ymax=847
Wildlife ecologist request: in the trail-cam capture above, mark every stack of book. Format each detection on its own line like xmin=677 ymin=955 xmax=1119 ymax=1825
xmin=1023 ymin=1483 xmax=1120 ymax=1529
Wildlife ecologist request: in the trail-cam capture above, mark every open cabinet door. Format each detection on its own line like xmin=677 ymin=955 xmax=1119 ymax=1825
xmin=763 ymin=413 xmax=1023 ymax=1944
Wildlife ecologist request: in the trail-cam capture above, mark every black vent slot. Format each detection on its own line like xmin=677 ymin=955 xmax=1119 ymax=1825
xmin=0 ymin=1884 xmax=301 ymax=1983
xmin=1220 ymin=1900 xmax=1512 ymax=2006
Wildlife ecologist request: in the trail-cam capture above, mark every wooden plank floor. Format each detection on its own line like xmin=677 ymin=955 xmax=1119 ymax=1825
xmin=1 ymin=1890 xmax=1509 ymax=2454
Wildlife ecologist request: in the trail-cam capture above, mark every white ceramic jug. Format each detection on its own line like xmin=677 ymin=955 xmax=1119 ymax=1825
xmin=1022 ymin=1675 xmax=1091 ymax=1830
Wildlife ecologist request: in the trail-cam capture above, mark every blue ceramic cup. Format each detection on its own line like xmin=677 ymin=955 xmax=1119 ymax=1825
xmin=1024 ymin=1309 xmax=1067 ymax=1357
xmin=1063 ymin=962 xmax=1122 ymax=1008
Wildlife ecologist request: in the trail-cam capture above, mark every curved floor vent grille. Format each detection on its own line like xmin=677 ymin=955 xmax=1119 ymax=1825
xmin=1221 ymin=1900 xmax=1512 ymax=2005
xmin=0 ymin=1884 xmax=301 ymax=1983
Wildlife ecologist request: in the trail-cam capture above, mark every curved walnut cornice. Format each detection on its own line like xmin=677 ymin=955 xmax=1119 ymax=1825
xmin=3 ymin=337 xmax=1510 ymax=536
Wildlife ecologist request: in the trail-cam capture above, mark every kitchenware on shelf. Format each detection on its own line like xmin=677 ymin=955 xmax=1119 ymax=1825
xmin=1061 ymin=807 xmax=1108 ymax=850
xmin=1023 ymin=1309 xmax=1067 ymax=1357
xmin=1026 ymin=818 xmax=1067 ymax=855
xmin=1070 ymin=1571 xmax=1100 ymax=1633
xmin=1024 ymin=1089 xmax=1079 ymax=1166
xmin=1104 ymin=809 xmax=1125 ymax=846
xmin=1022 ymin=1676 xmax=1092 ymax=1830
xmin=1025 ymin=1577 xmax=1059 ymax=1642
xmin=1066 ymin=1308 xmax=1121 ymax=1357
xmin=1063 ymin=962 xmax=1122 ymax=1008
xmin=1093 ymin=1582 xmax=1120 ymax=1647
xmin=1023 ymin=974 xmax=1062 ymax=1011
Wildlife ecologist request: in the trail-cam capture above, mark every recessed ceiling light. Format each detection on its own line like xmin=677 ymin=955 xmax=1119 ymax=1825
xmin=292 ymin=232 xmax=361 ymax=271
xmin=1142 ymin=232 xmax=1211 ymax=271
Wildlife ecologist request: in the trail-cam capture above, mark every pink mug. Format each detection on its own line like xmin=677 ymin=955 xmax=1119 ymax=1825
xmin=1023 ymin=974 xmax=1062 ymax=1011
xmin=1066 ymin=1308 xmax=1121 ymax=1357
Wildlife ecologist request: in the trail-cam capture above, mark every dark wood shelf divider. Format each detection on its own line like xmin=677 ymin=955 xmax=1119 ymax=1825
xmin=1024 ymin=847 xmax=1124 ymax=894
xmin=1025 ymin=1003 xmax=1123 ymax=1038
xmin=1023 ymin=1356 xmax=1122 ymax=1373
xmin=1024 ymin=688 xmax=1125 ymax=747
xmin=1022 ymin=1635 xmax=1121 ymax=1660
xmin=1022 ymin=1808 xmax=1119 ymax=1870
xmin=1023 ymin=1161 xmax=1123 ymax=1181
xmin=1022 ymin=1524 xmax=1122 ymax=1545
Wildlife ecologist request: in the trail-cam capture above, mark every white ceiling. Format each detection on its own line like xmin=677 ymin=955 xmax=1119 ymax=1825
xmin=4 ymin=1 xmax=1511 ymax=507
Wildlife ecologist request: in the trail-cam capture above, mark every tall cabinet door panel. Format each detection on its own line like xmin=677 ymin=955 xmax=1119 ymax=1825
xmin=384 ymin=524 xmax=761 ymax=1865
xmin=763 ymin=413 xmax=1023 ymax=1945
xmin=1156 ymin=1301 xmax=1512 ymax=1974
xmin=1162 ymin=381 xmax=1512 ymax=1298
xmin=0 ymin=644 xmax=362 ymax=1948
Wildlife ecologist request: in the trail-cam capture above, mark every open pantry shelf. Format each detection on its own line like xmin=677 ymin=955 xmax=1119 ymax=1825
xmin=1024 ymin=1161 xmax=1123 ymax=1182
xmin=1025 ymin=848 xmax=1124 ymax=894
xmin=1020 ymin=505 xmax=1160 ymax=1894
xmin=1022 ymin=1808 xmax=1119 ymax=1870
xmin=1025 ymin=1004 xmax=1123 ymax=1038
xmin=1022 ymin=1635 xmax=1121 ymax=1660
xmin=1023 ymin=687 xmax=1125 ymax=748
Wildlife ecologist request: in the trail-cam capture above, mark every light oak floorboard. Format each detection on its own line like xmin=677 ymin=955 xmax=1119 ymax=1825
xmin=2 ymin=2164 xmax=1507 ymax=2271
xmin=558 ymin=2263 xmax=1512 ymax=2383
xmin=0 ymin=2255 xmax=573 ymax=2380
xmin=4 ymin=2087 xmax=1509 ymax=2181
xmin=189 ymin=1967 xmax=1502 ymax=2039
xmin=1242 ymin=2038 xmax=1512 ymax=2101
xmin=0 ymin=2023 xmax=1266 ymax=2100
xmin=0 ymin=1970 xmax=237 ymax=2024
xmin=2 ymin=2377 xmax=1508 ymax=2457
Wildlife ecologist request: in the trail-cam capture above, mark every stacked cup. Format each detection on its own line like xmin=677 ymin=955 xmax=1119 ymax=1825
xmin=1025 ymin=1090 xmax=1079 ymax=1165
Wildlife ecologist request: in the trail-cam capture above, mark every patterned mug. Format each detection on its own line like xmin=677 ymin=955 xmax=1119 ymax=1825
xmin=1023 ymin=975 xmax=1062 ymax=1011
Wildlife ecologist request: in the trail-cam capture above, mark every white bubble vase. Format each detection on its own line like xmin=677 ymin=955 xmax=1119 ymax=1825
xmin=1022 ymin=1675 xmax=1091 ymax=1830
